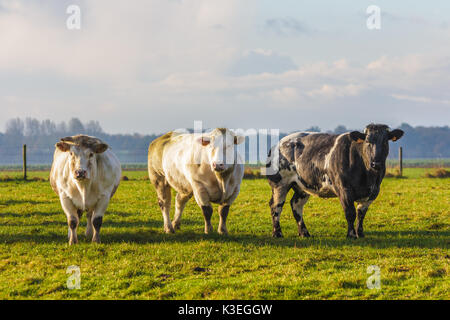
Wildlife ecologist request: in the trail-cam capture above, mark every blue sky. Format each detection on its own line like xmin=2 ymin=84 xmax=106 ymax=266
xmin=1 ymin=0 xmax=449 ymax=134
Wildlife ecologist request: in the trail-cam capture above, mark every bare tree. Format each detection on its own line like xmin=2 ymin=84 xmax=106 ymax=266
xmin=5 ymin=118 xmax=24 ymax=136
xmin=24 ymin=118 xmax=41 ymax=137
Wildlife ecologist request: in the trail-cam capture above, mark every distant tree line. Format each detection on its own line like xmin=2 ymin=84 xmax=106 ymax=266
xmin=324 ymin=123 xmax=450 ymax=159
xmin=312 ymin=123 xmax=449 ymax=159
xmin=0 ymin=118 xmax=158 ymax=164
xmin=0 ymin=118 xmax=448 ymax=165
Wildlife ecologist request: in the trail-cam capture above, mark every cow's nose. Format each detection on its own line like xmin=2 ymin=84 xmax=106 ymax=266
xmin=213 ymin=163 xmax=225 ymax=171
xmin=75 ymin=169 xmax=87 ymax=179
xmin=371 ymin=162 xmax=382 ymax=170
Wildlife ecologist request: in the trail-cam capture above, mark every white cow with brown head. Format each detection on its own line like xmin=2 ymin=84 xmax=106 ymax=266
xmin=148 ymin=128 xmax=245 ymax=234
xmin=50 ymin=135 xmax=121 ymax=245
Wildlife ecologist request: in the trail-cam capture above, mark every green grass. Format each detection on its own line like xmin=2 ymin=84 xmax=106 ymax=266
xmin=0 ymin=169 xmax=448 ymax=299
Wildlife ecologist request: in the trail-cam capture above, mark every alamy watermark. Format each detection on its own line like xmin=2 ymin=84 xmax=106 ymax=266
xmin=173 ymin=121 xmax=280 ymax=175
xmin=367 ymin=5 xmax=381 ymax=30
xmin=64 ymin=5 xmax=381 ymax=32
xmin=366 ymin=265 xmax=381 ymax=289
xmin=66 ymin=5 xmax=81 ymax=30
xmin=66 ymin=265 xmax=81 ymax=289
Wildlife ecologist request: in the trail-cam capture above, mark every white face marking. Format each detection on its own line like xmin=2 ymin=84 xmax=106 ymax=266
xmin=203 ymin=130 xmax=237 ymax=171
xmin=69 ymin=146 xmax=95 ymax=180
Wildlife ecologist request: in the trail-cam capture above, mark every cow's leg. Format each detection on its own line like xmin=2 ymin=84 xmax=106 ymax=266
xmin=154 ymin=178 xmax=174 ymax=234
xmin=290 ymin=188 xmax=311 ymax=237
xmin=269 ymin=186 xmax=289 ymax=238
xmin=172 ymin=193 xmax=192 ymax=230
xmin=218 ymin=205 xmax=230 ymax=235
xmin=91 ymin=195 xmax=110 ymax=243
xmin=60 ymin=196 xmax=79 ymax=245
xmin=356 ymin=201 xmax=372 ymax=238
xmin=193 ymin=186 xmax=213 ymax=234
xmin=338 ymin=194 xmax=357 ymax=239
xmin=201 ymin=205 xmax=213 ymax=234
xmin=85 ymin=209 xmax=94 ymax=239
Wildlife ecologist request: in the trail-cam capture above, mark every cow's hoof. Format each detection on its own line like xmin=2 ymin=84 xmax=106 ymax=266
xmin=272 ymin=231 xmax=283 ymax=238
xmin=164 ymin=226 xmax=175 ymax=234
xmin=92 ymin=236 xmax=101 ymax=243
xmin=347 ymin=230 xmax=358 ymax=239
xmin=357 ymin=231 xmax=365 ymax=238
xmin=299 ymin=231 xmax=311 ymax=238
xmin=218 ymin=228 xmax=228 ymax=235
xmin=172 ymin=221 xmax=181 ymax=230
xmin=204 ymin=224 xmax=213 ymax=234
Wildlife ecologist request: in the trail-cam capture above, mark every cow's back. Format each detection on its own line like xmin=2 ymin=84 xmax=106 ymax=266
xmin=271 ymin=132 xmax=343 ymax=197
xmin=148 ymin=132 xmax=176 ymax=176
xmin=148 ymin=131 xmax=196 ymax=193
xmin=295 ymin=133 xmax=339 ymax=169
xmin=277 ymin=132 xmax=338 ymax=166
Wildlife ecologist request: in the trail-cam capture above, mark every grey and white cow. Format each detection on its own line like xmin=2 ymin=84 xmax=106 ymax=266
xmin=148 ymin=128 xmax=245 ymax=234
xmin=50 ymin=135 xmax=121 ymax=244
xmin=266 ymin=124 xmax=404 ymax=238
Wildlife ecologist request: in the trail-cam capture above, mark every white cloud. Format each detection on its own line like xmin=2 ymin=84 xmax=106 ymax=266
xmin=307 ymin=84 xmax=365 ymax=99
xmin=264 ymin=17 xmax=312 ymax=36
xmin=0 ymin=0 xmax=248 ymax=80
xmin=268 ymin=87 xmax=300 ymax=103
xmin=391 ymin=94 xmax=450 ymax=105
xmin=0 ymin=1 xmax=449 ymax=133
xmin=227 ymin=49 xmax=297 ymax=76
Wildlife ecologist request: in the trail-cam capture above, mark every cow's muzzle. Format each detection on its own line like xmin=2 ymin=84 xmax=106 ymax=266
xmin=212 ymin=163 xmax=226 ymax=172
xmin=75 ymin=169 xmax=88 ymax=180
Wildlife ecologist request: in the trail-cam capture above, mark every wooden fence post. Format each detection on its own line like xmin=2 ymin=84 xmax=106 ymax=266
xmin=399 ymin=146 xmax=403 ymax=177
xmin=23 ymin=144 xmax=27 ymax=180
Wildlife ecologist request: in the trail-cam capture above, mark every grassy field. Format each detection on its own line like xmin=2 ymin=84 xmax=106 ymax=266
xmin=0 ymin=168 xmax=448 ymax=299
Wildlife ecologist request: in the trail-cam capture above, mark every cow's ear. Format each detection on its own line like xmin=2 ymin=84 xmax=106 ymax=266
xmin=349 ymin=131 xmax=366 ymax=143
xmin=234 ymin=135 xmax=245 ymax=145
xmin=197 ymin=136 xmax=211 ymax=146
xmin=94 ymin=143 xmax=109 ymax=154
xmin=388 ymin=129 xmax=404 ymax=142
xmin=56 ymin=142 xmax=71 ymax=152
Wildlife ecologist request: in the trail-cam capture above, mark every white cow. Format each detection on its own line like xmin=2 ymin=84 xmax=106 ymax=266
xmin=50 ymin=135 xmax=121 ymax=245
xmin=148 ymin=128 xmax=245 ymax=234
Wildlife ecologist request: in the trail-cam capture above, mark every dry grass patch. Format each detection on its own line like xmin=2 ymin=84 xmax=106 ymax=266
xmin=424 ymin=168 xmax=450 ymax=178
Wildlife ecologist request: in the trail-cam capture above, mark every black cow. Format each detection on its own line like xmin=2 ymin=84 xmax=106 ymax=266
xmin=266 ymin=124 xmax=404 ymax=239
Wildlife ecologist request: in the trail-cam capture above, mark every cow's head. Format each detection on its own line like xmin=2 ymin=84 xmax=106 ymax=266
xmin=56 ymin=135 xmax=108 ymax=181
xmin=350 ymin=124 xmax=404 ymax=171
xmin=196 ymin=128 xmax=245 ymax=173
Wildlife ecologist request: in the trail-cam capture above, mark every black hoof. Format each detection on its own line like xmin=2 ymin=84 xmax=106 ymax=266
xmin=347 ymin=230 xmax=358 ymax=239
xmin=299 ymin=231 xmax=311 ymax=238
xmin=272 ymin=231 xmax=283 ymax=238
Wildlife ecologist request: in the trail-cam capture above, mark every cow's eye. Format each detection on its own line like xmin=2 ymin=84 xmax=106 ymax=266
xmin=70 ymin=152 xmax=74 ymax=156
xmin=89 ymin=153 xmax=94 ymax=158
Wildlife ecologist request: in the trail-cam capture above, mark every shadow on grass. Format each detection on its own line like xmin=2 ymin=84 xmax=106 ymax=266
xmin=0 ymin=199 xmax=50 ymax=206
xmin=100 ymin=229 xmax=450 ymax=249
xmin=1 ymin=209 xmax=447 ymax=249
xmin=0 ymin=211 xmax=164 ymax=228
xmin=0 ymin=225 xmax=448 ymax=249
xmin=0 ymin=211 xmax=60 ymax=218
